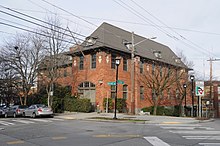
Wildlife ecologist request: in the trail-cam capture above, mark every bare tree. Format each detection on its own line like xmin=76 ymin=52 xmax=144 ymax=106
xmin=175 ymin=50 xmax=194 ymax=116
xmin=0 ymin=33 xmax=44 ymax=105
xmin=140 ymin=61 xmax=187 ymax=115
xmin=39 ymin=15 xmax=71 ymax=107
xmin=0 ymin=60 xmax=19 ymax=105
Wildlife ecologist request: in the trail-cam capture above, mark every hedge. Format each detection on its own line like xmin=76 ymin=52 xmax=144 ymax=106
xmin=141 ymin=105 xmax=181 ymax=116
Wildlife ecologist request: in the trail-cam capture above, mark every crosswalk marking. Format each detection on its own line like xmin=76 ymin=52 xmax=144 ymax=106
xmin=0 ymin=118 xmax=64 ymax=127
xmin=12 ymin=119 xmax=35 ymax=124
xmin=0 ymin=121 xmax=15 ymax=126
xmin=199 ymin=143 xmax=220 ymax=145
xmin=144 ymin=136 xmax=170 ymax=146
xmin=161 ymin=126 xmax=214 ymax=130
xmin=50 ymin=118 xmax=64 ymax=121
xmin=169 ymin=130 xmax=220 ymax=135
xmin=29 ymin=119 xmax=52 ymax=122
xmin=183 ymin=136 xmax=220 ymax=140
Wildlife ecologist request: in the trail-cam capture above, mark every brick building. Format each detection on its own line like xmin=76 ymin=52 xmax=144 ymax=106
xmin=66 ymin=22 xmax=190 ymax=114
xmin=204 ymin=81 xmax=220 ymax=118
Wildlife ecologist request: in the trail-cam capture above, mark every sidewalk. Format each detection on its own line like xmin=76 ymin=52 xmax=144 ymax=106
xmin=55 ymin=112 xmax=214 ymax=124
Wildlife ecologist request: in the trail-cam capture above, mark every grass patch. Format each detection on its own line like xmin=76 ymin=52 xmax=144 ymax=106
xmin=89 ymin=117 xmax=147 ymax=122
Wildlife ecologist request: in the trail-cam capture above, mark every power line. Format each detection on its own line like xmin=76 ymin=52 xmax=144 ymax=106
xmin=113 ymin=0 xmax=217 ymax=58
xmin=10 ymin=7 xmax=220 ymax=37
xmin=0 ymin=5 xmax=87 ymax=39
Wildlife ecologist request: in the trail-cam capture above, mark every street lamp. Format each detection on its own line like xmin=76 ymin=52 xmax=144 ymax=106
xmin=183 ymin=84 xmax=187 ymax=116
xmin=124 ymin=32 xmax=156 ymax=115
xmin=113 ymin=57 xmax=121 ymax=119
xmin=190 ymin=75 xmax=195 ymax=117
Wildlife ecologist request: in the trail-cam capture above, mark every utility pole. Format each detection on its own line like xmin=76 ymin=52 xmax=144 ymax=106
xmin=131 ymin=32 xmax=135 ymax=115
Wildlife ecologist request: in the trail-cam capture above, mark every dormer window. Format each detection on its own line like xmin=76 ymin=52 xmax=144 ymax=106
xmin=85 ymin=36 xmax=97 ymax=46
xmin=175 ymin=57 xmax=181 ymax=64
xmin=153 ymin=51 xmax=162 ymax=59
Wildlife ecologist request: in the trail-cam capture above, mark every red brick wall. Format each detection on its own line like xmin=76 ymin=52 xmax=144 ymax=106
xmin=71 ymin=50 xmax=190 ymax=113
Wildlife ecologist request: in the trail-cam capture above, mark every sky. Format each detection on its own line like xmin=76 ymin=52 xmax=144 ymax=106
xmin=0 ymin=0 xmax=220 ymax=81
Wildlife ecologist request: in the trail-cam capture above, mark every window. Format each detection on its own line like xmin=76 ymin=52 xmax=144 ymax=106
xmin=123 ymin=58 xmax=128 ymax=71
xmin=160 ymin=65 xmax=163 ymax=77
xmin=111 ymin=85 xmax=116 ymax=98
xmin=79 ymin=55 xmax=84 ymax=70
xmin=111 ymin=54 xmax=116 ymax=69
xmin=140 ymin=61 xmax=143 ymax=74
xmin=123 ymin=85 xmax=128 ymax=99
xmin=140 ymin=86 xmax=144 ymax=100
xmin=152 ymin=63 xmax=155 ymax=75
xmin=91 ymin=54 xmax=96 ymax=69
xmin=64 ymin=69 xmax=67 ymax=77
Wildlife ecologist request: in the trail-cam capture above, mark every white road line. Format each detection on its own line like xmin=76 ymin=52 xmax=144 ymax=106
xmin=159 ymin=124 xmax=201 ymax=127
xmin=199 ymin=143 xmax=220 ymax=145
xmin=161 ymin=126 xmax=214 ymax=130
xmin=12 ymin=119 xmax=35 ymax=124
xmin=170 ymin=130 xmax=220 ymax=135
xmin=183 ymin=136 xmax=220 ymax=140
xmin=0 ymin=121 xmax=15 ymax=126
xmin=29 ymin=119 xmax=52 ymax=122
xmin=144 ymin=136 xmax=170 ymax=146
xmin=50 ymin=118 xmax=64 ymax=121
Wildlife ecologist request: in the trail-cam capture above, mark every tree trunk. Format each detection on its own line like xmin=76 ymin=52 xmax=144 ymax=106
xmin=153 ymin=102 xmax=158 ymax=115
xmin=19 ymin=96 xmax=23 ymax=105
xmin=48 ymin=93 xmax=51 ymax=108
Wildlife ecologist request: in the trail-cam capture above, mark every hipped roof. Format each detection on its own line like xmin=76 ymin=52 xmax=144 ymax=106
xmin=67 ymin=22 xmax=188 ymax=69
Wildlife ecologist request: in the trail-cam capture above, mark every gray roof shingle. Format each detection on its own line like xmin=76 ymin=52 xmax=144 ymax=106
xmin=67 ymin=22 xmax=188 ymax=68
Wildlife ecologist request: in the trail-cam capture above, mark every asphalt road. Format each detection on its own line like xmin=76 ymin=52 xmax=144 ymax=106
xmin=0 ymin=117 xmax=219 ymax=146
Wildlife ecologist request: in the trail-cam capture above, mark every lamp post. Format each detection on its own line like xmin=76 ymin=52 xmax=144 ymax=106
xmin=183 ymin=83 xmax=187 ymax=116
xmin=190 ymin=75 xmax=195 ymax=117
xmin=113 ymin=57 xmax=121 ymax=119
xmin=124 ymin=32 xmax=156 ymax=114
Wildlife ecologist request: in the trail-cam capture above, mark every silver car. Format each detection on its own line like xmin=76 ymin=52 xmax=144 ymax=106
xmin=24 ymin=104 xmax=53 ymax=118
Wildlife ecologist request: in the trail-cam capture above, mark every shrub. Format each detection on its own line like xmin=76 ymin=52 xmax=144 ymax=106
xmin=116 ymin=98 xmax=127 ymax=113
xmin=52 ymin=96 xmax=64 ymax=113
xmin=64 ymin=96 xmax=92 ymax=113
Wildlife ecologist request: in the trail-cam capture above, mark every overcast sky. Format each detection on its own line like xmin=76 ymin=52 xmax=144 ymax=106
xmin=1 ymin=0 xmax=220 ymax=80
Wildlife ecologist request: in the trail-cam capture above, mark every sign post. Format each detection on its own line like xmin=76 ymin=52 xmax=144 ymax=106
xmin=195 ymin=81 xmax=204 ymax=118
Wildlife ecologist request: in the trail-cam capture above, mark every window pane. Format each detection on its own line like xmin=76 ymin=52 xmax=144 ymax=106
xmin=140 ymin=86 xmax=144 ymax=100
xmin=123 ymin=58 xmax=127 ymax=71
xmin=111 ymin=85 xmax=116 ymax=91
xmin=111 ymin=54 xmax=116 ymax=69
xmin=64 ymin=69 xmax=67 ymax=77
xmin=84 ymin=82 xmax=89 ymax=87
xmin=123 ymin=85 xmax=128 ymax=99
xmin=79 ymin=55 xmax=84 ymax=70
xmin=140 ymin=61 xmax=143 ymax=73
xmin=91 ymin=54 xmax=96 ymax=69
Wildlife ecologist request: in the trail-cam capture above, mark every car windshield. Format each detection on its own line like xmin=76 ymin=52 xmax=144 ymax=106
xmin=36 ymin=104 xmax=47 ymax=108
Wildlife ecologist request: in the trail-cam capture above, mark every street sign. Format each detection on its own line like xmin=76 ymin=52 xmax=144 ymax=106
xmin=107 ymin=82 xmax=116 ymax=85
xmin=195 ymin=81 xmax=204 ymax=96
xmin=107 ymin=80 xmax=124 ymax=85
xmin=117 ymin=80 xmax=124 ymax=84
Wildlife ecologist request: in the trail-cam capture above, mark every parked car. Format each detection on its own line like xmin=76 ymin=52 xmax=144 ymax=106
xmin=24 ymin=104 xmax=53 ymax=118
xmin=0 ymin=107 xmax=6 ymax=117
xmin=5 ymin=105 xmax=28 ymax=118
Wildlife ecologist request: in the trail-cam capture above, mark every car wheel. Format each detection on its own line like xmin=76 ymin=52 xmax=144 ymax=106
xmin=13 ymin=113 xmax=16 ymax=118
xmin=5 ymin=113 xmax=7 ymax=118
xmin=32 ymin=113 xmax=36 ymax=118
